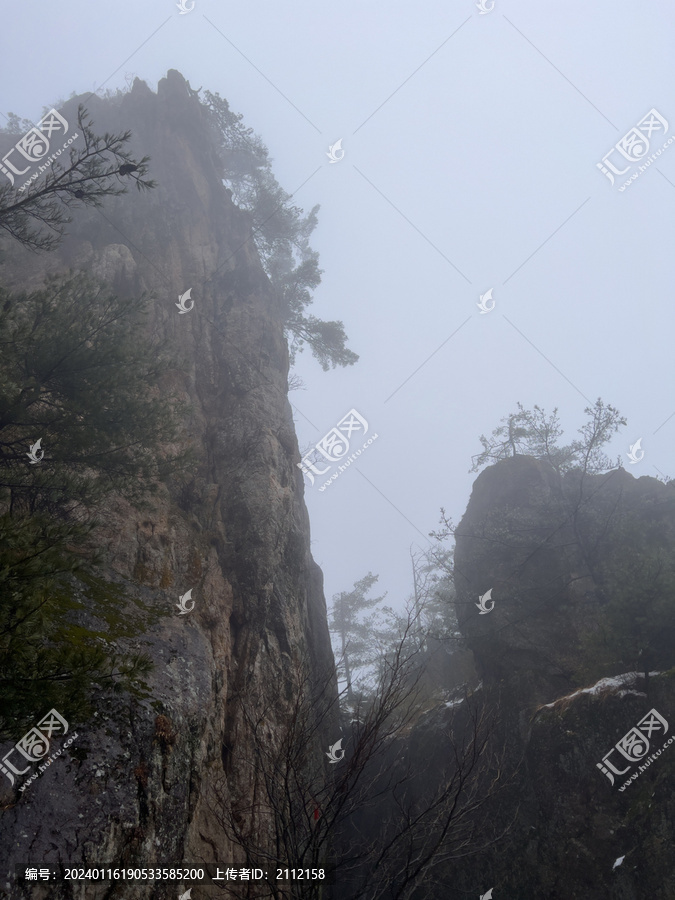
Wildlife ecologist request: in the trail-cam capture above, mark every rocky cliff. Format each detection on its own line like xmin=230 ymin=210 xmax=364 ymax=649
xmin=0 ymin=70 xmax=335 ymax=897
xmin=446 ymin=457 xmax=675 ymax=898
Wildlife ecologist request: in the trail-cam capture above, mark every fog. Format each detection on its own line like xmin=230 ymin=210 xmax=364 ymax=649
xmin=3 ymin=0 xmax=673 ymax=606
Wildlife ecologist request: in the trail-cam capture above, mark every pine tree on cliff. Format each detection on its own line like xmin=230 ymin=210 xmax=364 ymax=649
xmin=469 ymin=398 xmax=675 ymax=689
xmin=202 ymin=90 xmax=359 ymax=371
xmin=470 ymin=399 xmax=626 ymax=474
xmin=0 ymin=105 xmax=154 ymax=253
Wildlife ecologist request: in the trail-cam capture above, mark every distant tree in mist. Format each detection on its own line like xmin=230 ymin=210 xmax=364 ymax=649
xmin=327 ymin=518 xmax=463 ymax=709
xmin=329 ymin=573 xmax=387 ymax=701
xmin=367 ymin=540 xmax=474 ymax=707
xmin=470 ymin=399 xmax=626 ymax=475
xmin=202 ymin=90 xmax=359 ymax=371
xmin=408 ymin=543 xmax=458 ymax=645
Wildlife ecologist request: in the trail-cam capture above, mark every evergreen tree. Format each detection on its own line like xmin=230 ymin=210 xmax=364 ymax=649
xmin=0 ymin=105 xmax=154 ymax=252
xmin=0 ymin=273 xmax=189 ymax=737
xmin=201 ymin=90 xmax=358 ymax=371
xmin=470 ymin=399 xmax=625 ymax=474
xmin=329 ymin=573 xmax=386 ymax=700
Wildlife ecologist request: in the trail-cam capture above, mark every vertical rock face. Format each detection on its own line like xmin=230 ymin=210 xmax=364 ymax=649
xmin=454 ymin=455 xmax=589 ymax=709
xmin=450 ymin=456 xmax=675 ymax=897
xmin=454 ymin=457 xmax=675 ymax=709
xmin=0 ymin=70 xmax=334 ymax=894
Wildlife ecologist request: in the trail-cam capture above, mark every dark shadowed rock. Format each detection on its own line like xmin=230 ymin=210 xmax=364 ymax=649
xmin=442 ymin=456 xmax=675 ymax=897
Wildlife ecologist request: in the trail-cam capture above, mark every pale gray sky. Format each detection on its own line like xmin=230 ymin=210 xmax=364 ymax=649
xmin=2 ymin=0 xmax=674 ymax=609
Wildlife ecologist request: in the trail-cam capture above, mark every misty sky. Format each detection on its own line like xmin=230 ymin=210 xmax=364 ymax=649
xmin=2 ymin=0 xmax=674 ymax=612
